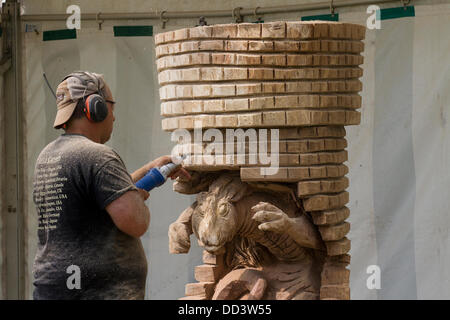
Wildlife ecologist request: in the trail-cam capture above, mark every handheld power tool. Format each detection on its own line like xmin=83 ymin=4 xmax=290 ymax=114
xmin=135 ymin=156 xmax=186 ymax=192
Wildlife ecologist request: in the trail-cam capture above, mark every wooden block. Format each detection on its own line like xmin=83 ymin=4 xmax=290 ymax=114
xmin=163 ymin=31 xmax=175 ymax=43
xmin=211 ymin=84 xmax=236 ymax=97
xmin=237 ymin=23 xmax=261 ymax=38
xmin=311 ymin=207 xmax=351 ymax=226
xmin=262 ymin=82 xmax=285 ymax=94
xmin=198 ymin=40 xmax=224 ymax=50
xmin=321 ymin=266 xmax=350 ymax=285
xmin=224 ymin=98 xmax=249 ymax=111
xmin=190 ymin=52 xmax=210 ymax=65
xmin=286 ymin=110 xmax=311 ymax=126
xmin=262 ymin=111 xmax=286 ymax=126
xmin=215 ymin=114 xmax=238 ymax=127
xmin=303 ymin=191 xmax=349 ymax=211
xmin=195 ymin=115 xmax=215 ymax=128
xmin=173 ymin=28 xmax=189 ymax=41
xmin=248 ymin=40 xmax=274 ymax=51
xmin=297 ymin=176 xmax=349 ymax=196
xmin=325 ymin=254 xmax=351 ymax=266
xmin=238 ymin=112 xmax=263 ymax=127
xmin=240 ymin=167 xmax=264 ymax=181
xmin=226 ymin=40 xmax=248 ymax=51
xmin=274 ymin=96 xmax=299 ymax=109
xmin=325 ymin=237 xmax=351 ymax=256
xmin=240 ymin=167 xmax=290 ymax=181
xmin=287 ymin=138 xmax=347 ymax=153
xmin=192 ymin=84 xmax=211 ymax=98
xmin=236 ymin=54 xmax=261 ymax=65
xmin=182 ymin=68 xmax=201 ymax=81
xmin=319 ymin=222 xmax=351 ymax=241
xmin=183 ymin=101 xmax=202 ymax=114
xmin=161 ymin=117 xmax=178 ymax=131
xmin=167 ymin=43 xmax=179 ymax=55
xmin=346 ymin=111 xmax=361 ymax=125
xmin=285 ymin=82 xmax=311 ymax=93
xmin=223 ymin=68 xmax=247 ymax=80
xmin=212 ymin=24 xmax=237 ymax=38
xmin=262 ymin=22 xmax=286 ymax=38
xmin=236 ymin=83 xmax=262 ymax=96
xmin=286 ymin=22 xmax=314 ymax=39
xmin=313 ymin=23 xmax=329 ymax=38
xmin=212 ymin=52 xmax=235 ymax=64
xmin=249 ymin=97 xmax=274 ymax=110
xmin=154 ymin=32 xmax=165 ymax=45
xmin=249 ymin=68 xmax=274 ymax=80
xmin=178 ymin=116 xmax=194 ymax=129
xmin=189 ymin=25 xmax=213 ymax=38
xmin=262 ymin=54 xmax=286 ymax=66
xmin=180 ymin=41 xmax=199 ymax=52
xmin=273 ymin=41 xmax=299 ymax=51
xmin=202 ymin=251 xmax=223 ymax=265
xmin=320 ymin=285 xmax=350 ymax=300
xmin=185 ymin=282 xmax=216 ymax=298
xmin=194 ymin=264 xmax=224 ymax=282
xmin=287 ymin=54 xmax=313 ymax=66
xmin=279 ymin=126 xmax=345 ymax=139
xmin=203 ymin=100 xmax=224 ymax=112
xmin=200 ymin=67 xmax=223 ymax=81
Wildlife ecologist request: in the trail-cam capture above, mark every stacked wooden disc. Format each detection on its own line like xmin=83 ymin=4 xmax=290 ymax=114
xmin=155 ymin=21 xmax=366 ymax=300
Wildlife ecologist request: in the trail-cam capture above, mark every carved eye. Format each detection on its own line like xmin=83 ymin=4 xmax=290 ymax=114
xmin=217 ymin=202 xmax=230 ymax=217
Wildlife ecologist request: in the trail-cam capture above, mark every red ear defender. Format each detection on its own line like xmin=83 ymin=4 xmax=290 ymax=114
xmin=84 ymin=96 xmax=93 ymax=121
xmin=83 ymin=94 xmax=108 ymax=122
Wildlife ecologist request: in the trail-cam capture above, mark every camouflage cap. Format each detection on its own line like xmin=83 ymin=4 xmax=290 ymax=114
xmin=54 ymin=71 xmax=109 ymax=128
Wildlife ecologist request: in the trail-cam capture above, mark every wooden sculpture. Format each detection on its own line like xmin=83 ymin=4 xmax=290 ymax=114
xmin=155 ymin=21 xmax=366 ymax=300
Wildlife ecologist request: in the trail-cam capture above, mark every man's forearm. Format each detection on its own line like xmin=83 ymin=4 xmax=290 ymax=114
xmin=131 ymin=163 xmax=152 ymax=183
xmin=131 ymin=156 xmax=172 ymax=183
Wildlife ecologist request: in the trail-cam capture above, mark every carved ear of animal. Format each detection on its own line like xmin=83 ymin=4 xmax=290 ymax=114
xmin=173 ymin=171 xmax=217 ymax=194
xmin=196 ymin=191 xmax=208 ymax=205
xmin=211 ymin=174 xmax=250 ymax=203
xmin=228 ymin=183 xmax=250 ymax=203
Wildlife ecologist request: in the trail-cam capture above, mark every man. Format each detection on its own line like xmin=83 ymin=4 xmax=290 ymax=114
xmin=32 ymin=71 xmax=189 ymax=299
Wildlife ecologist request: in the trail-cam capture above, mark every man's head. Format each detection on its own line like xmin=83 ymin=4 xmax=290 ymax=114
xmin=54 ymin=71 xmax=116 ymax=144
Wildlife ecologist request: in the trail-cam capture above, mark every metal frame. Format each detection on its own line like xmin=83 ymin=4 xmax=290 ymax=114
xmin=2 ymin=0 xmax=25 ymax=300
xmin=20 ymin=0 xmax=404 ymax=22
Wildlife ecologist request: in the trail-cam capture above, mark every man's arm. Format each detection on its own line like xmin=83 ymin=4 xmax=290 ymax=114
xmin=131 ymin=155 xmax=191 ymax=183
xmin=106 ymin=190 xmax=150 ymax=238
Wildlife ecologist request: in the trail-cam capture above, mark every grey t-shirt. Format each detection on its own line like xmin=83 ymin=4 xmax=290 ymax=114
xmin=32 ymin=134 xmax=147 ymax=299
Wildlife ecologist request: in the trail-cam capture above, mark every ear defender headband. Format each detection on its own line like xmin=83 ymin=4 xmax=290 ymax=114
xmin=63 ymin=72 xmax=109 ymax=123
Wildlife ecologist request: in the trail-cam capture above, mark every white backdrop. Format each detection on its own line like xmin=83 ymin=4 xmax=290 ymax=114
xmin=17 ymin=0 xmax=450 ymax=299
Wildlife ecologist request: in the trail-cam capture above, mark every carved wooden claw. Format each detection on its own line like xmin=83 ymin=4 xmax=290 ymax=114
xmin=251 ymin=202 xmax=293 ymax=234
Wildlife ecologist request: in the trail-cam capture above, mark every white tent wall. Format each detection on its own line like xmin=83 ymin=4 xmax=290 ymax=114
xmin=12 ymin=0 xmax=450 ymax=299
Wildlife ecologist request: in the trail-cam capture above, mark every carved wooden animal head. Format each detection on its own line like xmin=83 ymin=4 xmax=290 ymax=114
xmin=192 ymin=174 xmax=248 ymax=254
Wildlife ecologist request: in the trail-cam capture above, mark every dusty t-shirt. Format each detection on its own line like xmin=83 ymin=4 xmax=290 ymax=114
xmin=32 ymin=134 xmax=147 ymax=300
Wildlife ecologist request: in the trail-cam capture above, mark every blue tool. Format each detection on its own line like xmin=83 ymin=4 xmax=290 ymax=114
xmin=135 ymin=159 xmax=184 ymax=192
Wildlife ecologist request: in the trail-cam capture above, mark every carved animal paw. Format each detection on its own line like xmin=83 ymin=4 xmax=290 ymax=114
xmin=251 ymin=202 xmax=293 ymax=234
xmin=168 ymin=222 xmax=191 ymax=254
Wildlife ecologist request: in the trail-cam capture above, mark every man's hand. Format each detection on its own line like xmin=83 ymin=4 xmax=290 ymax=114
xmin=132 ymin=155 xmax=192 ymax=183
xmin=137 ymin=188 xmax=150 ymax=201
xmin=147 ymin=155 xmax=192 ymax=180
